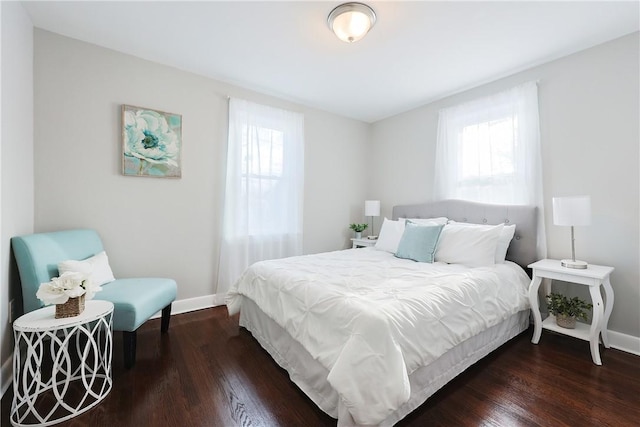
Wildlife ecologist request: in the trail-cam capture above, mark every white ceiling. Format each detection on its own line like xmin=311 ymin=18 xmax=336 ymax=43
xmin=22 ymin=1 xmax=640 ymax=123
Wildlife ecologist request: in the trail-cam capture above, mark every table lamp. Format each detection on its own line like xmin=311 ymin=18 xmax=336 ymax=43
xmin=365 ymin=200 xmax=380 ymax=239
xmin=552 ymin=195 xmax=591 ymax=269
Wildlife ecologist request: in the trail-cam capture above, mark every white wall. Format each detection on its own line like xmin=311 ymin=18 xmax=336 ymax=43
xmin=371 ymin=33 xmax=640 ymax=340
xmin=33 ymin=30 xmax=369 ymax=305
xmin=1 ymin=2 xmax=35 ymax=391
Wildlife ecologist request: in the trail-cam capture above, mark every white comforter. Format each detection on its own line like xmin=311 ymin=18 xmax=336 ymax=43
xmin=226 ymin=248 xmax=530 ymax=425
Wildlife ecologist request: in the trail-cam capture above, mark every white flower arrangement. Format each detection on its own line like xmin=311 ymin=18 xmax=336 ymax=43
xmin=36 ymin=271 xmax=102 ymax=305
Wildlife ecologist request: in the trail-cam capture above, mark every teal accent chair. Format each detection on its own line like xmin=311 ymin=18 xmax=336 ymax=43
xmin=11 ymin=229 xmax=177 ymax=368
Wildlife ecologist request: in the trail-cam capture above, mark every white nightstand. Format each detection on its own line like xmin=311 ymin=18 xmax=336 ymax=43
xmin=351 ymin=237 xmax=377 ymax=248
xmin=528 ymin=259 xmax=614 ymax=365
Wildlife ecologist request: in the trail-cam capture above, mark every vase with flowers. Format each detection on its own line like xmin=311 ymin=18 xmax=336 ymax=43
xmin=36 ymin=271 xmax=102 ymax=318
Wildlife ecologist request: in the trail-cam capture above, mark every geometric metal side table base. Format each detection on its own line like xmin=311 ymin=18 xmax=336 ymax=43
xmin=11 ymin=301 xmax=114 ymax=426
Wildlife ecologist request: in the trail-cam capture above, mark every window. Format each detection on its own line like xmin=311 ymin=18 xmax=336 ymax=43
xmin=460 ymin=116 xmax=516 ymax=181
xmin=434 ymin=82 xmax=540 ymax=206
xmin=434 ymin=81 xmax=546 ymax=257
xmin=240 ymin=126 xmax=286 ymax=235
xmin=455 ymin=115 xmax=519 ymax=202
xmin=217 ymin=98 xmax=304 ymax=299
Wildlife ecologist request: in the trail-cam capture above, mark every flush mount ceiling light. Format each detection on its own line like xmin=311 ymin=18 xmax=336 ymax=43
xmin=328 ymin=2 xmax=377 ymax=43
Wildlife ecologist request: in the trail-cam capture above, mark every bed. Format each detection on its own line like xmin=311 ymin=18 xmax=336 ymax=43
xmin=227 ymin=200 xmax=537 ymax=426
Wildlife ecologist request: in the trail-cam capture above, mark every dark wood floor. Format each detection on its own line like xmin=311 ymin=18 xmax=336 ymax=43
xmin=2 ymin=306 xmax=639 ymax=426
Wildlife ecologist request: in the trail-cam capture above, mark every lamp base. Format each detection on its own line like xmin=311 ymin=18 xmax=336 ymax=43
xmin=561 ymin=259 xmax=588 ymax=269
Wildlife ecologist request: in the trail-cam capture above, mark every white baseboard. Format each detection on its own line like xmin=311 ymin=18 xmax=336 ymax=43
xmin=1 ymin=356 xmax=12 ymax=398
xmin=609 ymin=330 xmax=640 ymax=356
xmin=150 ymin=293 xmax=225 ymax=319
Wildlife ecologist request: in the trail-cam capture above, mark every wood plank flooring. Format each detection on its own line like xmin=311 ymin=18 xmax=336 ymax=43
xmin=2 ymin=306 xmax=639 ymax=426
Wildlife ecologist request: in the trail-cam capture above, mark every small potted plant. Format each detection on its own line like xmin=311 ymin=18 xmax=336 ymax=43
xmin=545 ymin=292 xmax=593 ymax=329
xmin=349 ymin=223 xmax=368 ymax=239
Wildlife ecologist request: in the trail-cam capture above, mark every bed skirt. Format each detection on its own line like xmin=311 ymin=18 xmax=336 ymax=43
xmin=239 ymin=297 xmax=529 ymax=426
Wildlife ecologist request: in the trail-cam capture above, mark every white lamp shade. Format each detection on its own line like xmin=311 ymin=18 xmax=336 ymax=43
xmin=364 ymin=200 xmax=380 ymax=217
xmin=553 ymin=196 xmax=591 ymax=226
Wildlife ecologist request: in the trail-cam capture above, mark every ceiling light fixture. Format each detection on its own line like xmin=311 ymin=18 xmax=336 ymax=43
xmin=328 ymin=2 xmax=377 ymax=43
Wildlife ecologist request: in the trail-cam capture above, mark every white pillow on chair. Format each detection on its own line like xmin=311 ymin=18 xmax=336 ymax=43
xmin=58 ymin=251 xmax=116 ymax=286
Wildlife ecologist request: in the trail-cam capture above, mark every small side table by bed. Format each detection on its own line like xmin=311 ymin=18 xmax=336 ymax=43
xmin=351 ymin=237 xmax=377 ymax=248
xmin=11 ymin=300 xmax=114 ymax=426
xmin=528 ymin=259 xmax=614 ymax=365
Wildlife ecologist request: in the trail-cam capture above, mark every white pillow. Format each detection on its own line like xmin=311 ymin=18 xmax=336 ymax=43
xmin=374 ymin=218 xmax=406 ymax=253
xmin=496 ymin=224 xmax=516 ymax=263
xmin=448 ymin=221 xmax=516 ymax=263
xmin=58 ymin=251 xmax=116 ymax=286
xmin=399 ymin=217 xmax=448 ymax=226
xmin=435 ymin=223 xmax=504 ymax=267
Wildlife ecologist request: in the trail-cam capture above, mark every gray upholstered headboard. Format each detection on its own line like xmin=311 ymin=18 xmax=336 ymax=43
xmin=392 ymin=199 xmax=537 ymax=271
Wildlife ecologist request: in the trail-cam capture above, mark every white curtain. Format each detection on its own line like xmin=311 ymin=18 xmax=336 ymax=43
xmin=217 ymin=98 xmax=304 ymax=301
xmin=434 ymin=81 xmax=546 ymax=258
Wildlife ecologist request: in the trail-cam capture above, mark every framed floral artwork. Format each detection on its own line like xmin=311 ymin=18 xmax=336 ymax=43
xmin=122 ymin=105 xmax=182 ymax=178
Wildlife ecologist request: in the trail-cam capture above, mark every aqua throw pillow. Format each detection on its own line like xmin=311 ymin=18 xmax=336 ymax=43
xmin=394 ymin=222 xmax=445 ymax=263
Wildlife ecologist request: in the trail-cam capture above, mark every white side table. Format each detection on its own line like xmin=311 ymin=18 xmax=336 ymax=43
xmin=351 ymin=237 xmax=377 ymax=248
xmin=11 ymin=300 xmax=114 ymax=426
xmin=528 ymin=259 xmax=614 ymax=365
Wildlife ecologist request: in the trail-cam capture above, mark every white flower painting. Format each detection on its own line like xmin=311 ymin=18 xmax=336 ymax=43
xmin=122 ymin=105 xmax=182 ymax=178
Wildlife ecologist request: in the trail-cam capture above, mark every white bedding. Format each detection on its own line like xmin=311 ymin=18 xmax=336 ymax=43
xmin=226 ymin=248 xmax=531 ymax=425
